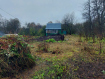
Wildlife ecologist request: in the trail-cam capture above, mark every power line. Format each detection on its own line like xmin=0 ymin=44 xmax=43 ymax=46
xmin=0 ymin=7 xmax=16 ymax=18
xmin=0 ymin=7 xmax=26 ymax=26
xmin=0 ymin=7 xmax=30 ymax=26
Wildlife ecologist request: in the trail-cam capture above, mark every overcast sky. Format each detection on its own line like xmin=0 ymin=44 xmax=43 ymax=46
xmin=0 ymin=0 xmax=87 ymax=26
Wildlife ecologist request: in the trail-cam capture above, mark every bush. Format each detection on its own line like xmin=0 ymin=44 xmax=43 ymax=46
xmin=46 ymin=38 xmax=56 ymax=43
xmin=0 ymin=36 xmax=35 ymax=78
xmin=37 ymin=42 xmax=49 ymax=52
xmin=33 ymin=62 xmax=68 ymax=79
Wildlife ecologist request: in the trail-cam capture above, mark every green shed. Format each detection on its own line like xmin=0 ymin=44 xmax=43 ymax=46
xmin=45 ymin=23 xmax=66 ymax=36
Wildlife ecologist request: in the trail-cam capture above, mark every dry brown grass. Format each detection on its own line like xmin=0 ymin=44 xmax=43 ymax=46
xmin=3 ymin=35 xmax=105 ymax=79
xmin=29 ymin=35 xmax=81 ymax=60
xmin=29 ymin=35 xmax=105 ymax=62
xmin=16 ymin=35 xmax=105 ymax=79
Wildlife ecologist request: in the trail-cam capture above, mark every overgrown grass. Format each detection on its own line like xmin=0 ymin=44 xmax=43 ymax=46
xmin=32 ymin=57 xmax=69 ymax=79
xmin=46 ymin=38 xmax=56 ymax=43
xmin=0 ymin=36 xmax=36 ymax=78
xmin=21 ymin=35 xmax=105 ymax=79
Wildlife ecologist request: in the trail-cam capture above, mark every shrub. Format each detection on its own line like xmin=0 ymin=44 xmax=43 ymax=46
xmin=0 ymin=36 xmax=35 ymax=78
xmin=58 ymin=40 xmax=65 ymax=43
xmin=46 ymin=38 xmax=56 ymax=43
xmin=37 ymin=42 xmax=49 ymax=52
xmin=32 ymin=62 xmax=68 ymax=79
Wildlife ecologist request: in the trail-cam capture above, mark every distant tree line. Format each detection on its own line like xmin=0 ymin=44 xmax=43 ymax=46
xmin=0 ymin=15 xmax=46 ymax=36
xmin=18 ymin=22 xmax=46 ymax=36
xmin=0 ymin=15 xmax=20 ymax=34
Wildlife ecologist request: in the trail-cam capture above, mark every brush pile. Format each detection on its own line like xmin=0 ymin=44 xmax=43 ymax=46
xmin=0 ymin=36 xmax=35 ymax=78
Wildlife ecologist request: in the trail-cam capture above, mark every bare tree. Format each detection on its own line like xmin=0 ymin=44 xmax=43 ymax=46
xmin=6 ymin=18 xmax=21 ymax=34
xmin=56 ymin=20 xmax=61 ymax=23
xmin=92 ymin=0 xmax=105 ymax=39
xmin=83 ymin=0 xmax=92 ymax=38
xmin=0 ymin=15 xmax=8 ymax=33
xmin=48 ymin=21 xmax=53 ymax=23
xmin=92 ymin=0 xmax=105 ymax=54
xmin=75 ymin=23 xmax=84 ymax=41
xmin=82 ymin=0 xmax=96 ymax=42
xmin=83 ymin=0 xmax=105 ymax=54
xmin=62 ymin=13 xmax=75 ymax=35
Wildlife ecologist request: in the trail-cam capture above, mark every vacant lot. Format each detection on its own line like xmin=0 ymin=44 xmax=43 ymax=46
xmin=5 ymin=35 xmax=105 ymax=79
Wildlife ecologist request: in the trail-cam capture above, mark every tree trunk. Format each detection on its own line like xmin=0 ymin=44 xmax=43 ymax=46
xmin=99 ymin=40 xmax=102 ymax=54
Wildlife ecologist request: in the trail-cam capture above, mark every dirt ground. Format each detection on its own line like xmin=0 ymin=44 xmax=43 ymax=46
xmin=25 ymin=35 xmax=64 ymax=42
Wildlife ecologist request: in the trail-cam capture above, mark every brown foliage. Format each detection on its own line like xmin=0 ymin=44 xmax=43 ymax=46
xmin=0 ymin=36 xmax=35 ymax=78
xmin=81 ymin=46 xmax=95 ymax=55
xmin=52 ymin=47 xmax=62 ymax=54
xmin=37 ymin=42 xmax=49 ymax=52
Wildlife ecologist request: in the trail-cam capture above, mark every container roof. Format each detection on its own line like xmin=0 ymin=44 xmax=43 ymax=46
xmin=0 ymin=31 xmax=4 ymax=36
xmin=46 ymin=23 xmax=61 ymax=29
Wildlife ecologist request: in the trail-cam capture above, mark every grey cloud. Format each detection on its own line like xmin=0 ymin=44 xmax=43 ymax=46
xmin=0 ymin=0 xmax=87 ymax=25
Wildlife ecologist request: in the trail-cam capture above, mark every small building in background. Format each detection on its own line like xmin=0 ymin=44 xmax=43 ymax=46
xmin=45 ymin=23 xmax=66 ymax=36
xmin=0 ymin=31 xmax=18 ymax=37
xmin=0 ymin=31 xmax=5 ymax=37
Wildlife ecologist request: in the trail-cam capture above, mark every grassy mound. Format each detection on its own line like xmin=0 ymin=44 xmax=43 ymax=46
xmin=37 ymin=42 xmax=49 ymax=52
xmin=0 ymin=36 xmax=35 ymax=78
